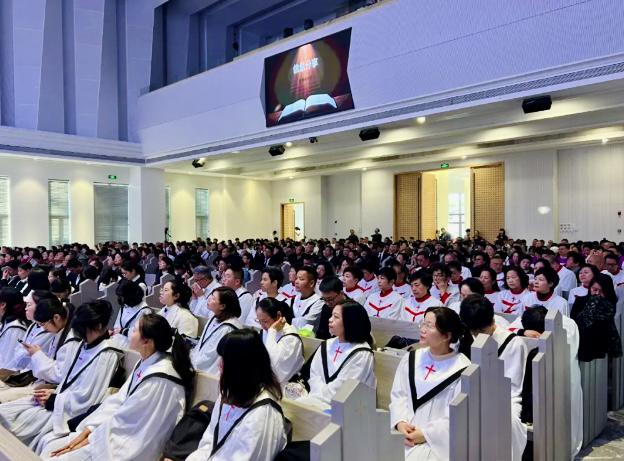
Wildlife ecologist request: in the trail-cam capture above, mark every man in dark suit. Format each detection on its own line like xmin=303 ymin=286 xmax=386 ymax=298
xmin=0 ymin=261 xmax=20 ymax=288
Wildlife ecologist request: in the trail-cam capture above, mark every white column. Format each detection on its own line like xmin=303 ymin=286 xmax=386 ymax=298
xmin=128 ymin=167 xmax=166 ymax=243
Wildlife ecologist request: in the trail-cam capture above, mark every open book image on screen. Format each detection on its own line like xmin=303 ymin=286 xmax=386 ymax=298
xmin=277 ymin=94 xmax=338 ymax=123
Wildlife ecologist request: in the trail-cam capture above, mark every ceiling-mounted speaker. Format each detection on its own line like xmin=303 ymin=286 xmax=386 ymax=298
xmin=522 ymin=95 xmax=552 ymax=114
xmin=359 ymin=128 xmax=380 ymax=142
xmin=269 ymin=145 xmax=285 ymax=156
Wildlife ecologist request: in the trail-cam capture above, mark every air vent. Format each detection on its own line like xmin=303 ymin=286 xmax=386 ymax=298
xmin=476 ymin=132 xmax=574 ymax=149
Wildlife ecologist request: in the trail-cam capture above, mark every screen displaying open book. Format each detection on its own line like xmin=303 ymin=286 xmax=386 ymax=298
xmin=265 ymin=29 xmax=354 ymax=127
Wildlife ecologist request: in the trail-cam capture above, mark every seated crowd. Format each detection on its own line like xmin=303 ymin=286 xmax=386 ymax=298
xmin=0 ymin=230 xmax=621 ymax=460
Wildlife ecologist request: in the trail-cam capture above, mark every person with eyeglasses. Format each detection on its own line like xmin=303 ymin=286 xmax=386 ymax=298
xmin=189 ymin=266 xmax=221 ymax=319
xmin=390 ymin=306 xmax=471 ymax=461
xmin=316 ymin=277 xmax=352 ymax=340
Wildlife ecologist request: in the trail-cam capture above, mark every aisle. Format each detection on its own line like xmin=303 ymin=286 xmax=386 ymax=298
xmin=577 ymin=410 xmax=624 ymax=459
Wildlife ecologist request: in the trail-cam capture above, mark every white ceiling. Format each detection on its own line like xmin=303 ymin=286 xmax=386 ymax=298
xmin=163 ymin=78 xmax=624 ymax=180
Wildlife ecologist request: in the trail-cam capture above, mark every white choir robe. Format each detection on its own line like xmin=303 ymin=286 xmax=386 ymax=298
xmin=343 ymin=285 xmax=368 ymax=306
xmin=186 ymin=391 xmax=287 ymax=461
xmin=496 ymin=271 xmax=506 ymax=289
xmin=235 ymin=287 xmax=255 ymax=326
xmin=246 ymin=292 xmax=288 ymax=327
xmin=603 ymin=269 xmax=624 ymax=290
xmin=389 ymin=348 xmax=471 ymax=461
xmin=262 ymin=325 xmax=304 ymax=386
xmin=0 ymin=319 xmax=28 ymax=369
xmin=400 ymin=295 xmax=441 ymax=325
xmin=430 ymin=284 xmax=459 ymax=308
xmin=555 ymin=266 xmax=578 ymax=297
xmin=290 ymin=293 xmax=324 ymax=331
xmin=484 ymin=290 xmax=501 ymax=306
xmin=30 ymin=330 xmax=81 ymax=385
xmin=490 ymin=327 xmax=529 ymax=461
xmin=190 ymin=317 xmax=242 ymax=375
xmin=460 ymin=266 xmax=472 ymax=281
xmin=494 ymin=289 xmax=532 ymax=316
xmin=299 ymin=337 xmax=376 ymax=411
xmin=364 ymin=290 xmax=404 ymax=320
xmin=358 ymin=277 xmax=380 ymax=297
xmin=508 ymin=313 xmax=584 ymax=456
xmin=190 ymin=280 xmax=221 ymax=318
xmin=110 ymin=302 xmax=152 ymax=348
xmin=278 ymin=283 xmax=297 ymax=302
xmin=522 ymin=292 xmax=569 ymax=316
xmin=567 ymin=286 xmax=587 ymax=310
xmin=0 ymin=338 xmax=120 ymax=452
xmin=393 ymin=282 xmax=412 ymax=300
xmin=40 ymin=353 xmax=185 ymax=461
xmin=159 ymin=304 xmax=199 ymax=338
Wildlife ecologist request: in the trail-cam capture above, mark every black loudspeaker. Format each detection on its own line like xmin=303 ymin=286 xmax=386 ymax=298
xmin=269 ymin=145 xmax=286 ymax=156
xmin=283 ymin=27 xmax=293 ymax=38
xmin=191 ymin=158 xmax=205 ymax=168
xmin=522 ymin=96 xmax=552 ymax=114
xmin=304 ymin=19 xmax=314 ymax=30
xmin=359 ymin=128 xmax=380 ymax=142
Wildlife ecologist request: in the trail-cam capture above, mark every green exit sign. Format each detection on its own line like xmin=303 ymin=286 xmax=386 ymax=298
xmin=288 ymin=198 xmax=295 ymax=203
xmin=440 ymin=163 xmax=449 ymax=169
xmin=108 ymin=175 xmax=117 ymax=180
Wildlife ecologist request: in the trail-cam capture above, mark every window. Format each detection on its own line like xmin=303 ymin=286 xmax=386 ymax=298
xmin=0 ymin=177 xmax=9 ymax=246
xmin=447 ymin=192 xmax=465 ymax=239
xmin=165 ymin=186 xmax=171 ymax=239
xmin=94 ymin=184 xmax=129 ymax=243
xmin=195 ymin=189 xmax=210 ymax=239
xmin=48 ymin=180 xmax=71 ymax=246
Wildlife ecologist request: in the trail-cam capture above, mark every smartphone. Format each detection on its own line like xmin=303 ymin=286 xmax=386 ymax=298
xmin=17 ymin=338 xmax=23 ymax=343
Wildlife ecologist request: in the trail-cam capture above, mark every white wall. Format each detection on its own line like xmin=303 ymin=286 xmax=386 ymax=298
xmin=324 ymin=172 xmax=362 ymax=238
xmin=361 ymin=169 xmax=394 ymax=240
xmin=558 ymin=144 xmax=624 ymax=241
xmin=0 ymin=156 xmax=131 ymax=247
xmin=271 ymin=176 xmax=323 ymax=239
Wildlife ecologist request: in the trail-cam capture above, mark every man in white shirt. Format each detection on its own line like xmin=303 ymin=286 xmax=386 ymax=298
xmin=190 ymin=266 xmax=221 ymax=318
xmin=291 ymin=266 xmax=324 ymax=331
xmin=604 ymin=253 xmax=624 ymax=290
xmin=221 ymin=267 xmax=255 ymax=324
xmin=544 ymin=254 xmax=577 ymax=298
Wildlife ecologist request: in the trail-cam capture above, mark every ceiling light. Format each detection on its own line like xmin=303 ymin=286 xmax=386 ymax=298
xmin=416 ymin=116 xmax=426 ymax=124
xmin=362 ymin=167 xmax=367 ymax=171
xmin=232 ymin=150 xmax=240 ymax=154
xmin=461 ymin=155 xmax=468 ymax=160
xmin=602 ymin=138 xmax=609 ymax=145
xmin=285 ymin=142 xmax=293 ymax=147
xmin=288 ymin=176 xmax=294 ymax=179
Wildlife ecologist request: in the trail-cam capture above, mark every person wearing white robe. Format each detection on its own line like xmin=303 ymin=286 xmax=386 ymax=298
xmin=278 ymin=268 xmax=298 ymax=303
xmin=110 ymin=280 xmax=152 ymax=349
xmin=342 ymin=266 xmax=368 ymax=306
xmin=400 ymin=272 xmax=441 ymax=325
xmin=190 ymin=266 xmax=221 ymax=319
xmin=248 ymin=267 xmax=289 ymax=326
xmin=567 ymin=265 xmax=597 ymax=310
xmin=494 ymin=268 xmax=532 ymax=316
xmin=190 ymin=287 xmax=243 ymax=375
xmin=158 ymin=280 xmax=198 ymax=337
xmin=479 ymin=267 xmax=502 ymax=306
xmin=0 ymin=300 xmax=121 ymax=453
xmin=522 ymin=267 xmax=569 ymax=316
xmin=447 ymin=278 xmax=485 ymax=315
xmin=256 ymin=298 xmax=304 ymax=386
xmin=0 ymin=288 xmax=29 ymax=369
xmin=460 ymin=294 xmax=528 ymax=461
xmin=183 ymin=329 xmax=287 ymax=461
xmin=430 ymin=263 xmax=459 ymax=308
xmin=390 ymin=307 xmax=471 ymax=461
xmin=358 ymin=266 xmax=381 ymax=298
xmin=40 ymin=314 xmax=192 ymax=461
xmin=297 ymin=301 xmax=376 ymax=411
xmin=364 ymin=267 xmax=404 ymax=319
xmin=221 ymin=267 xmax=254 ymax=324
xmin=291 ymin=267 xmax=324 ymax=331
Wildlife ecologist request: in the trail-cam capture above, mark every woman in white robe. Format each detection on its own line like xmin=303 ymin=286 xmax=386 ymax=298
xmin=0 ymin=288 xmax=29 ymax=369
xmin=297 ymin=301 xmax=376 ymax=411
xmin=522 ymin=267 xmax=569 ymax=316
xmin=110 ymin=280 xmax=152 ymax=348
xmin=0 ymin=300 xmax=121 ymax=453
xmin=494 ymin=268 xmax=532 ymax=317
xmin=567 ymin=264 xmax=599 ymax=310
xmin=460 ymin=294 xmax=529 ymax=461
xmin=430 ymin=263 xmax=460 ymax=308
xmin=479 ymin=267 xmax=502 ymax=306
xmin=190 ymin=287 xmax=242 ymax=374
xmin=256 ymin=297 xmax=304 ymax=385
xmin=390 ymin=306 xmax=471 ymax=460
xmin=181 ymin=329 xmax=287 ymax=461
xmin=41 ymin=313 xmax=193 ymax=461
xmin=158 ymin=279 xmax=198 ymax=337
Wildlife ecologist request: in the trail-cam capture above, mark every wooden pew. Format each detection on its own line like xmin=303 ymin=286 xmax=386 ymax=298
xmin=609 ymin=288 xmax=624 ymax=410
xmin=450 ymin=334 xmax=512 ymax=461
xmin=244 ymin=270 xmax=261 ymax=294
xmin=580 ymin=357 xmax=608 ymax=448
xmin=144 ymin=272 xmax=174 ymax=310
xmin=369 ymin=317 xmax=419 ymax=348
xmin=97 ymin=282 xmax=120 ymax=330
xmin=78 ymin=279 xmax=101 ymax=303
xmin=529 ymin=310 xmax=572 ymax=460
xmin=0 ymin=425 xmax=41 ymax=461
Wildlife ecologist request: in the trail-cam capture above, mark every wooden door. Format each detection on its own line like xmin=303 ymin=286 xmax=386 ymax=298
xmin=420 ymin=172 xmax=438 ymax=240
xmin=281 ymin=203 xmax=296 ymax=240
xmin=395 ymin=172 xmax=421 ymax=240
xmin=471 ymin=164 xmax=505 ymax=242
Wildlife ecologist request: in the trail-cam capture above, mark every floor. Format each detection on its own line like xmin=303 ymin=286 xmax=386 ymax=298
xmin=577 ymin=410 xmax=624 ymax=459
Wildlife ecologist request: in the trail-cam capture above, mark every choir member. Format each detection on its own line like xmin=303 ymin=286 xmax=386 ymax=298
xmin=189 ymin=266 xmax=221 ymax=319
xmin=567 ymin=264 xmax=599 ymax=309
xmin=479 ymin=267 xmax=501 ymax=305
xmin=278 ymin=267 xmax=297 ymax=302
xmin=190 ymin=287 xmax=242 ymax=375
xmin=390 ymin=306 xmax=471 ymax=460
xmin=41 ymin=314 xmax=194 ymax=461
xmin=392 ymin=262 xmax=412 ymax=300
xmin=296 ymin=301 xmax=376 ymax=411
xmin=290 ymin=266 xmax=324 ymax=331
xmin=494 ymin=268 xmax=531 ymax=316
xmin=358 ymin=261 xmax=380 ymax=297
xmin=400 ymin=271 xmax=441 ymax=324
xmin=111 ymin=281 xmax=152 ymax=348
xmin=0 ymin=288 xmax=28 ymax=369
xmin=256 ymin=297 xmax=304 ymax=386
xmin=342 ymin=265 xmax=368 ymax=306
xmin=184 ymin=329 xmax=287 ymax=461
xmin=221 ymin=267 xmax=254 ymax=325
xmin=522 ymin=267 xmax=569 ymax=315
xmin=430 ymin=263 xmax=459 ymax=307
xmin=158 ymin=279 xmax=198 ymax=337
xmin=364 ymin=267 xmax=404 ymax=319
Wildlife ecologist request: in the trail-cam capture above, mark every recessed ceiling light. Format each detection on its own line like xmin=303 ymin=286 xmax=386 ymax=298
xmin=362 ymin=167 xmax=367 ymax=171
xmin=285 ymin=142 xmax=293 ymax=147
xmin=602 ymin=138 xmax=609 ymax=144
xmin=461 ymin=155 xmax=468 ymax=160
xmin=232 ymin=150 xmax=240 ymax=154
xmin=416 ymin=116 xmax=426 ymax=124
xmin=288 ymin=176 xmax=294 ymax=179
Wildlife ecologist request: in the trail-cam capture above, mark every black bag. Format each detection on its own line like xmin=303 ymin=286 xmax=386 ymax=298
xmin=275 ymin=441 xmax=311 ymax=461
xmin=385 ymin=335 xmax=419 ymax=349
xmin=162 ymin=400 xmax=215 ymax=461
xmin=4 ymin=370 xmax=36 ymax=387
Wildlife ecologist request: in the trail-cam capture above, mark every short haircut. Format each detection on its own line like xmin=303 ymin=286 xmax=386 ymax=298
xmin=502 ymin=267 xmax=529 ymax=290
xmin=227 ymin=267 xmax=244 ymax=283
xmin=521 ymin=306 xmax=547 ymax=333
xmin=319 ymin=277 xmax=343 ymax=294
xmin=66 ymin=258 xmax=82 ymax=269
xmin=459 ymin=294 xmax=494 ymax=331
xmin=343 ymin=265 xmax=363 ymax=281
xmin=261 ymin=267 xmax=284 ymax=287
xmin=298 ymin=266 xmax=317 ymax=283
xmin=409 ymin=270 xmax=433 ymax=289
xmin=212 ymin=286 xmax=242 ymax=320
xmin=534 ymin=267 xmax=559 ymax=292
xmin=117 ymin=280 xmax=145 ymax=307
xmin=376 ymin=266 xmax=396 ymax=282
xmin=430 ymin=262 xmax=451 ymax=278
xmin=18 ymin=262 xmax=32 ymax=271
xmin=192 ymin=266 xmax=214 ymax=280
xmin=459 ymin=278 xmax=485 ymax=296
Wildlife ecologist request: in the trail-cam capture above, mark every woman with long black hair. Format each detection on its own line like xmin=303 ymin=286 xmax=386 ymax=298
xmin=41 ymin=314 xmax=194 ymax=461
